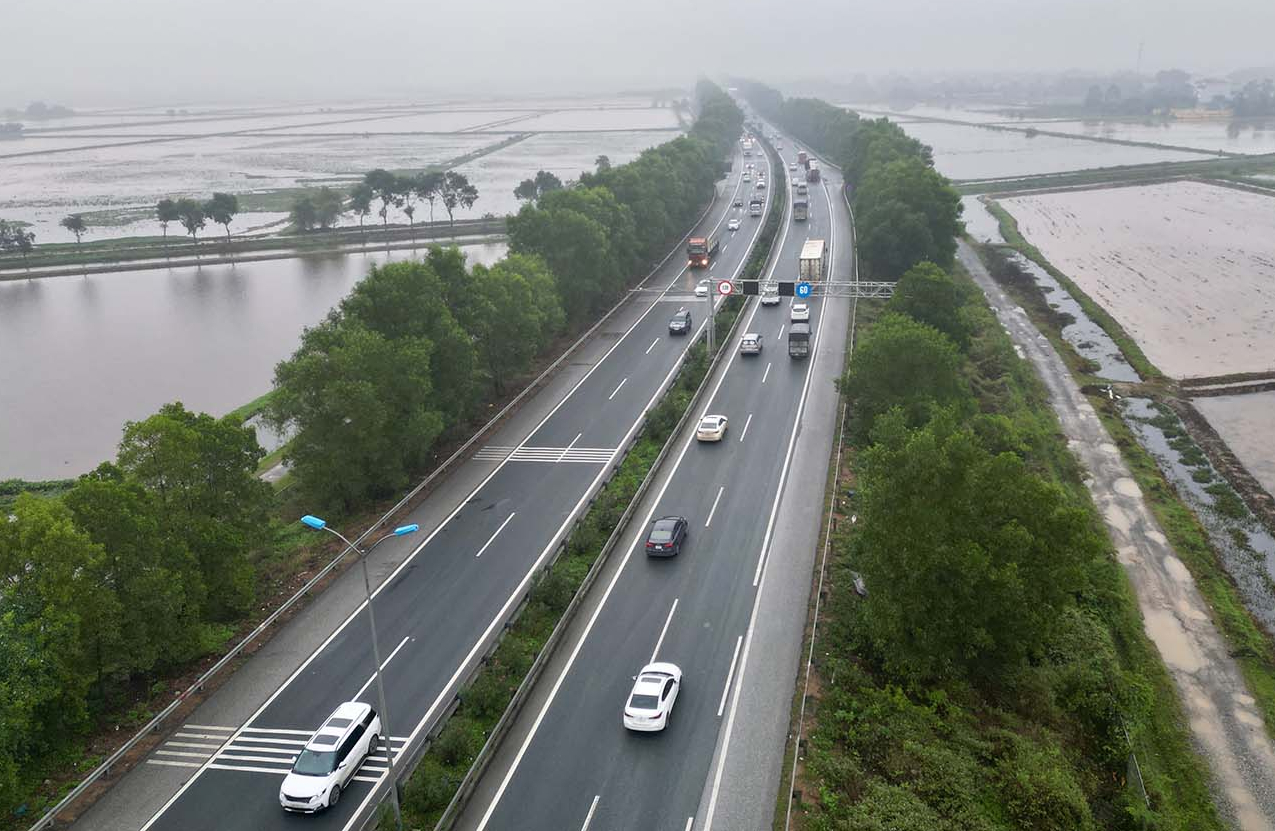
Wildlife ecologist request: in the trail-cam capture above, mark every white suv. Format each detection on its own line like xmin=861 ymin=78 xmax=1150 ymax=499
xmin=279 ymin=702 xmax=381 ymax=813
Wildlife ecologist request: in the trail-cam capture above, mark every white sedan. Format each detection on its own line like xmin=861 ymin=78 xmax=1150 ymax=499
xmin=791 ymin=302 xmax=810 ymax=322
xmin=727 ymin=218 xmax=741 ymax=231
xmin=694 ymin=279 xmax=712 ymax=298
xmin=696 ymin=414 xmax=728 ymax=441
xmin=623 ymin=663 xmax=682 ymax=731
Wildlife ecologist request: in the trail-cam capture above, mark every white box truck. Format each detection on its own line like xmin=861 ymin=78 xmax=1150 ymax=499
xmin=799 ymin=239 xmax=827 ymax=281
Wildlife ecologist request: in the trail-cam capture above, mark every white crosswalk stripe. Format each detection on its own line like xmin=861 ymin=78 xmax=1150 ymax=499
xmin=145 ymin=723 xmax=407 ymax=783
xmin=473 ymin=445 xmax=617 ymax=464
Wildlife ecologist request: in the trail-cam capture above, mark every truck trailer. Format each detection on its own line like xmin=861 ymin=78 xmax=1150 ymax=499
xmin=797 ymin=150 xmax=809 ymax=168
xmin=799 ymin=239 xmax=827 ymax=280
xmin=788 ymin=322 xmax=811 ymax=358
xmin=687 ymin=233 xmax=720 ymax=268
xmin=806 ymin=161 xmax=821 ymax=183
xmin=793 ymin=198 xmax=809 ymax=221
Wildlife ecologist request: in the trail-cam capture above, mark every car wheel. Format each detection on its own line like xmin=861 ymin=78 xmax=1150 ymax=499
xmin=328 ymin=784 xmax=341 ymax=809
xmin=367 ymin=733 xmax=379 ymax=759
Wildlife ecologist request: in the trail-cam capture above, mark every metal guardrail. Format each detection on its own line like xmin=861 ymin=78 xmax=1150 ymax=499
xmin=26 ymin=192 xmax=719 ymax=831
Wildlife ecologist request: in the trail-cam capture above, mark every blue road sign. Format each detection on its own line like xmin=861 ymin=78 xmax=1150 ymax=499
xmin=796 ymin=281 xmax=812 ymax=298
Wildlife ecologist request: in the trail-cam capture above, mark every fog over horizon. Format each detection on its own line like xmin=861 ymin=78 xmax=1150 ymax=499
xmin=2 ymin=0 xmax=1274 ymax=107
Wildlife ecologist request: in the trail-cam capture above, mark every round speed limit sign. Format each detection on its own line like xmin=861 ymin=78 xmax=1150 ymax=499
xmin=716 ymin=280 xmax=735 ymax=296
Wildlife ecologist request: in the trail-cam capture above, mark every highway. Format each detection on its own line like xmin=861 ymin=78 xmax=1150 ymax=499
xmin=456 ymin=125 xmax=853 ymax=831
xmin=112 ymin=140 xmax=779 ymax=831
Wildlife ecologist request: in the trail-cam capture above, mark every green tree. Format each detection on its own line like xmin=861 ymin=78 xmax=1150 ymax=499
xmin=0 ymin=220 xmax=36 ymax=269
xmin=855 ymin=199 xmax=935 ymax=281
xmin=595 ymin=154 xmax=611 ymax=172
xmin=60 ymin=213 xmax=87 ymax=247
xmin=64 ymin=464 xmax=204 ymax=679
xmin=204 ymin=192 xmax=239 ymax=242
xmin=437 ymin=170 xmax=479 ymax=226
xmin=268 ymin=323 xmax=445 ymax=511
xmin=416 ymin=170 xmax=445 ymax=223
xmin=843 ymin=313 xmax=973 ymax=443
xmin=508 ymin=200 xmax=612 ymax=322
xmin=174 ymin=198 xmax=205 ymax=244
xmin=290 ymin=195 xmax=317 ymax=232
xmin=887 ymin=261 xmax=976 ymax=349
xmin=349 ymin=182 xmax=374 ymax=234
xmin=116 ymin=403 xmax=270 ymax=621
xmin=0 ymin=494 xmax=103 ymax=808
xmin=312 ymin=186 xmax=344 ymax=230
xmin=338 ymin=259 xmax=479 ymax=422
xmin=156 ymin=198 xmax=179 ymax=244
xmin=466 ymin=253 xmax=564 ymax=392
xmin=363 ymin=168 xmax=401 ymax=229
xmin=514 ymin=170 xmax=563 ymax=203
xmin=854 ymin=408 xmax=1101 ymax=682
xmin=856 ymin=156 xmax=963 ymax=274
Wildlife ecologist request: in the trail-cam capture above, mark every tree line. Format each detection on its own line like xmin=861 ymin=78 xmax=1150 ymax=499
xmin=0 ymin=405 xmax=272 ymax=813
xmin=268 ymin=80 xmax=742 ymax=510
xmin=739 ymin=81 xmax=962 ymax=281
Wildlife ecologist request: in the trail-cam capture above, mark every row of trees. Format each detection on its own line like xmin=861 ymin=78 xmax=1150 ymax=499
xmin=739 ymin=81 xmax=962 ymax=280
xmin=288 ymin=169 xmax=480 ymax=235
xmin=155 ymin=193 xmax=240 ymax=243
xmin=507 ymin=80 xmax=742 ymax=323
xmin=0 ymin=404 xmax=272 ymax=812
xmin=0 ymin=218 xmax=36 ymax=263
xmin=267 ymin=81 xmax=742 ymax=511
xmin=266 ymin=248 xmax=563 ymax=511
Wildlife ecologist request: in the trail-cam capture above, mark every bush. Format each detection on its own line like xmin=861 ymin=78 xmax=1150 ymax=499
xmin=401 ymin=756 xmax=458 ymax=816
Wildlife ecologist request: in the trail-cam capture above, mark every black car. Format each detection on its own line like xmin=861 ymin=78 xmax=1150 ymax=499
xmin=668 ymin=309 xmax=692 ymax=335
xmin=733 ymin=196 xmax=743 ymax=207
xmin=646 ymin=516 xmax=688 ymax=557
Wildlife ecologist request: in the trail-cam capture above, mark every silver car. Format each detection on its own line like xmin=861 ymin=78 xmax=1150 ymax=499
xmin=739 ymin=333 xmax=763 ymax=355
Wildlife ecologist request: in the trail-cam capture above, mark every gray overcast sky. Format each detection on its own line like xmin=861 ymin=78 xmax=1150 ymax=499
xmin=3 ymin=0 xmax=1272 ymax=106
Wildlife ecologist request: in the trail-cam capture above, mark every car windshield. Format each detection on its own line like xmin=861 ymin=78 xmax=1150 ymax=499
xmin=629 ymin=693 xmax=660 ymax=710
xmin=292 ymin=748 xmax=338 ymax=776
xmin=700 ymin=418 xmax=718 ymax=428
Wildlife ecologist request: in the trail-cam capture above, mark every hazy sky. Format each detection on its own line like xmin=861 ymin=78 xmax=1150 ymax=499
xmin=3 ymin=0 xmax=1273 ymax=106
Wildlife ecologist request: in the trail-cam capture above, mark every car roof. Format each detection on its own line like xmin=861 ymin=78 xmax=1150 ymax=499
xmin=742 ymin=332 xmax=760 ymax=339
xmin=305 ymin=701 xmax=371 ymax=750
xmin=700 ymin=414 xmax=726 ymax=423
xmin=654 ymin=515 xmax=683 ymax=525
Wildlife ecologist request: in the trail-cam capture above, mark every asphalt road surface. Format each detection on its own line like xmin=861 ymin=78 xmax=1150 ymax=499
xmin=457 ymin=130 xmax=854 ymax=831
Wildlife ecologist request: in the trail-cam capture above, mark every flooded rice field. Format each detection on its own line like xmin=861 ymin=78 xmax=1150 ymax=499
xmin=0 ymin=241 xmax=507 ymax=479
xmin=1 ymin=97 xmax=682 ymax=242
xmin=1122 ymin=397 xmax=1275 ymax=632
xmin=1000 ymin=181 xmax=1275 ymax=378
xmin=960 ymin=195 xmax=1006 ymax=244
xmin=896 ymin=121 xmax=1211 ymax=181
xmin=1016 ymin=118 xmax=1275 ymax=156
xmin=840 ymin=102 xmax=1023 ymax=124
xmin=1194 ymin=392 xmax=1275 ymax=499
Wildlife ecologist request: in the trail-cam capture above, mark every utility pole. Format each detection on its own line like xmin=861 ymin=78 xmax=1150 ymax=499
xmin=707 ymin=287 xmax=715 ymax=354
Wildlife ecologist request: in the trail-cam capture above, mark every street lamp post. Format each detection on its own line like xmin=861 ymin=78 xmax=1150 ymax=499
xmin=301 ymin=515 xmax=418 ymax=831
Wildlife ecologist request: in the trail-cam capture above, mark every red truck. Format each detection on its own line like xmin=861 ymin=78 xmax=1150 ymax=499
xmin=687 ymin=233 xmax=720 ymax=268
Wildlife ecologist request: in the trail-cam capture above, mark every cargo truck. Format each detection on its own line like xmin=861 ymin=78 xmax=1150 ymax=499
xmin=749 ymin=196 xmax=764 ymax=217
xmin=687 ymin=233 xmax=719 ymax=268
xmin=799 ymin=239 xmax=826 ymax=280
xmin=788 ymin=322 xmax=811 ymax=358
xmin=806 ymin=161 xmax=821 ymax=182
xmin=797 ymin=150 xmax=809 ymax=168
xmin=793 ymin=198 xmax=808 ymax=221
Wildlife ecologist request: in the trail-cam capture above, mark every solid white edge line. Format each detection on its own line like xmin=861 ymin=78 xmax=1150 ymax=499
xmin=649 ymin=598 xmax=680 ymax=665
xmin=704 ymin=142 xmax=840 ymax=831
xmin=353 ymin=635 xmax=412 ymax=700
xmin=717 ymin=636 xmax=744 ymax=718
xmin=607 ymin=377 xmax=628 ymax=401
xmin=738 ymin=413 xmax=753 ymax=443
xmin=473 ymin=206 xmax=773 ymax=831
xmin=581 ymin=795 xmax=601 ymax=831
xmin=474 ymin=512 xmax=518 ymax=559
xmin=704 ymin=486 xmax=725 ymax=528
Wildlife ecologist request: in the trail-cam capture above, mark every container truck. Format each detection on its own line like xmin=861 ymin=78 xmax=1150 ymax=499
xmin=788 ymin=322 xmax=811 ymax=358
xmin=799 ymin=239 xmax=826 ymax=280
xmin=793 ymin=198 xmax=809 ymax=221
xmin=687 ymin=233 xmax=719 ymax=268
xmin=806 ymin=161 xmax=821 ymax=182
